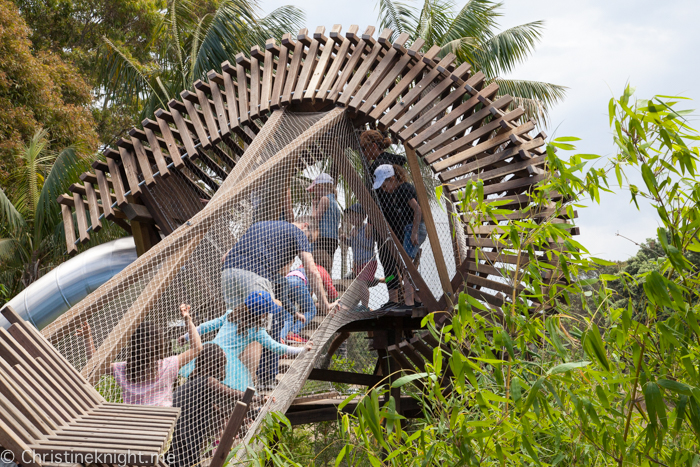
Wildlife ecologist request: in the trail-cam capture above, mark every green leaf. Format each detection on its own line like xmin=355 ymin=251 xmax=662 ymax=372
xmin=547 ymin=361 xmax=591 ymax=375
xmin=391 ymin=372 xmax=428 ymax=388
xmin=583 ymin=325 xmax=610 ymax=371
xmin=334 ymin=445 xmax=351 ymax=467
xmin=554 ymin=136 xmax=581 ymax=142
xmin=658 ymin=379 xmax=693 ymax=396
xmin=522 ymin=377 xmax=545 ymax=413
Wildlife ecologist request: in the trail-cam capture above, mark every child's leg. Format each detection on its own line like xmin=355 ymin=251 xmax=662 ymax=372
xmin=240 ymin=342 xmax=262 ymax=382
xmin=289 ymin=280 xmax=316 ymax=336
xmin=359 ymin=281 xmax=370 ymax=307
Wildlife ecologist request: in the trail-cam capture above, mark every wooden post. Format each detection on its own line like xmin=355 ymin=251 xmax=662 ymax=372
xmin=404 ymin=144 xmax=453 ymax=298
xmin=210 ymin=387 xmax=255 ymax=467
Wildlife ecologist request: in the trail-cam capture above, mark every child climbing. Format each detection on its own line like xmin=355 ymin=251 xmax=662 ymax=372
xmin=77 ymin=303 xmax=202 ymax=406
xmin=168 ymin=343 xmax=268 ymax=467
xmin=373 ymin=164 xmax=427 ymax=308
xmin=282 ymin=264 xmax=339 ymax=343
xmin=340 ymin=203 xmax=378 ymax=309
xmin=178 ymin=291 xmax=313 ymax=392
xmin=359 ymin=130 xmax=407 ymax=182
xmin=308 ymin=173 xmax=342 ymax=275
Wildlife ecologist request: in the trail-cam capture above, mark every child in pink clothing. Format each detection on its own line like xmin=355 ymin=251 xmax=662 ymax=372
xmin=78 ymin=303 xmax=202 ymax=406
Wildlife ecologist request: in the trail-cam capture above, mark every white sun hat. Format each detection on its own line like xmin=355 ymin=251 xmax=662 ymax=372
xmin=372 ymin=164 xmax=395 ymax=189
xmin=307 ymin=173 xmax=334 ymax=191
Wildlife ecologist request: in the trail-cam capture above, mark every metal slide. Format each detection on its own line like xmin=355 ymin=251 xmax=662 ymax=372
xmin=1 ymin=237 xmax=137 ymax=330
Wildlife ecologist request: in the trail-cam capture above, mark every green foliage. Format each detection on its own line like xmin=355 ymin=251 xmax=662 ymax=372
xmin=0 ymin=0 xmax=98 ymax=180
xmin=254 ymin=88 xmax=700 ymax=465
xmin=97 ymin=0 xmax=304 ymax=123
xmin=0 ymin=130 xmax=124 ymax=301
xmin=377 ymin=0 xmax=566 ymax=125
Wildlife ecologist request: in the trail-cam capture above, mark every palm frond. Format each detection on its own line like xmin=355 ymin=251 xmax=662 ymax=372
xmin=443 ymin=0 xmax=500 ymax=42
xmin=474 ymin=21 xmax=544 ymax=77
xmin=246 ymin=5 xmax=305 ymax=50
xmin=0 ymin=189 xmax=26 ymax=237
xmin=97 ymin=37 xmax=161 ymax=109
xmin=495 ymin=78 xmax=567 ymax=127
xmin=417 ymin=0 xmax=457 ymax=47
xmin=378 ymin=0 xmax=418 ymax=39
xmin=35 ymin=147 xmax=92 ymax=242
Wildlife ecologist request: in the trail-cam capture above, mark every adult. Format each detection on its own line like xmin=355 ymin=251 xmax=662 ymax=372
xmin=373 ymin=164 xmax=427 ymax=308
xmin=220 ymin=220 xmax=333 ymax=387
xmin=360 ymin=130 xmax=407 ymax=181
xmin=308 ymin=173 xmax=342 ymax=274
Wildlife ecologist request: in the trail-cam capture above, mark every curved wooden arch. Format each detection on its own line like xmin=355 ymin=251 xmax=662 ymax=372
xmin=57 ymin=24 xmax=573 ymax=317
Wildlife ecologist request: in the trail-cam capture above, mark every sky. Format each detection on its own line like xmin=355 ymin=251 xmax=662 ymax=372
xmin=261 ymin=0 xmax=700 ymax=261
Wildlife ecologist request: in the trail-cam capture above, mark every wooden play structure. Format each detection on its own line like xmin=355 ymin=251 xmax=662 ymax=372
xmin=0 ymin=25 xmax=576 ymax=465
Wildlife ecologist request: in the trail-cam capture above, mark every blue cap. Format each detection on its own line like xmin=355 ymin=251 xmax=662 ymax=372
xmin=245 ymin=291 xmax=283 ymax=316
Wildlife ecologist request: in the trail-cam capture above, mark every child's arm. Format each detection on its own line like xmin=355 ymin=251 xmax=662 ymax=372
xmin=177 ymin=304 xmax=203 ymax=369
xmin=408 ymin=198 xmax=422 ymax=246
xmin=179 ymin=312 xmax=226 ymax=344
xmin=257 ymin=329 xmax=313 ymax=356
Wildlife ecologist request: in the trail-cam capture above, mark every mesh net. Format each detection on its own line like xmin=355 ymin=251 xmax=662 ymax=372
xmin=50 ymin=108 xmax=457 ymax=466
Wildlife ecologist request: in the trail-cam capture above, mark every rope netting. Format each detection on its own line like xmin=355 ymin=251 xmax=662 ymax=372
xmin=50 ymin=107 xmax=457 ymax=466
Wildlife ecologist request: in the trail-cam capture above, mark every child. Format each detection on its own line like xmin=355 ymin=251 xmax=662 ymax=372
xmin=168 ymin=343 xmax=267 ymax=467
xmin=373 ymin=164 xmax=427 ymax=308
xmin=340 ymin=203 xmax=377 ymax=309
xmin=77 ymin=303 xmax=202 ymax=406
xmin=282 ymin=264 xmax=339 ymax=343
xmin=308 ymin=173 xmax=341 ymax=275
xmin=179 ymin=291 xmax=313 ymax=392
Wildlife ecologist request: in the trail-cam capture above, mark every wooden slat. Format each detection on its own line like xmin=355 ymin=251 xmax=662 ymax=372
xmin=293 ymin=28 xmax=321 ymax=104
xmin=203 ymin=74 xmax=230 ymax=138
xmin=359 ymin=37 xmax=424 ymax=116
xmin=153 ymin=116 xmax=185 ymax=169
xmin=233 ymin=56 xmax=250 ymax=125
xmin=84 ymin=181 xmax=102 ymax=232
xmin=316 ymin=25 xmax=354 ymax=102
xmin=337 ymin=29 xmax=389 ymax=106
xmin=61 ymin=204 xmax=78 ymax=255
xmin=218 ymin=65 xmax=240 ymax=131
xmin=116 ymin=147 xmax=143 ymax=197
xmin=0 ymin=362 xmax=58 ymax=432
xmin=389 ymin=61 xmax=471 ymax=134
xmin=432 ymin=120 xmax=536 ymax=172
xmin=131 ymin=138 xmax=155 ymax=186
xmin=281 ymin=32 xmax=304 ymax=105
xmin=260 ymin=40 xmax=275 ymax=113
xmin=305 ymin=25 xmax=337 ymax=101
xmin=164 ymin=106 xmax=199 ymax=158
xmin=209 ymin=388 xmax=255 ymax=467
xmin=399 ymin=72 xmax=487 ymax=141
xmin=72 ymin=193 xmax=90 ymax=244
xmin=370 ymin=44 xmax=440 ymax=123
xmin=178 ymin=98 xmax=211 ymax=148
xmin=106 ymin=157 xmax=128 ymax=206
xmin=191 ymin=87 xmax=221 ymax=144
xmin=141 ymin=128 xmax=170 ymax=178
xmin=94 ymin=170 xmax=115 ymax=219
xmin=248 ymin=47 xmax=262 ymax=119
xmin=270 ymin=35 xmax=290 ymax=109
xmin=380 ymin=52 xmax=456 ymax=128
xmin=330 ymin=26 xmax=375 ymax=103
xmin=347 ymin=32 xmax=410 ymax=112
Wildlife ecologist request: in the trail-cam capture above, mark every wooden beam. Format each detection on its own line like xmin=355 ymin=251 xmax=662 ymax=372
xmin=405 ymin=144 xmax=453 ymax=297
xmin=307 ymin=369 xmax=382 ymax=387
xmin=209 ymin=388 xmax=254 ymax=467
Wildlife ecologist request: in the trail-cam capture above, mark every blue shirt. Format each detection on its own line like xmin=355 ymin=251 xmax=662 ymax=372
xmin=318 ymin=194 xmax=341 ymax=240
xmin=222 ymin=221 xmax=312 ymax=281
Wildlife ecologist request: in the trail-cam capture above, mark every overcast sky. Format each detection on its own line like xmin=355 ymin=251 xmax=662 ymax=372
xmin=261 ymin=0 xmax=700 ymax=261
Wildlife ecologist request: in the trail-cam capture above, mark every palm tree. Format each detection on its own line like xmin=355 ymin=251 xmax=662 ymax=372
xmin=378 ymin=0 xmax=566 ymax=125
xmin=0 ymin=130 xmax=123 ymax=299
xmin=97 ymin=0 xmax=304 ymax=123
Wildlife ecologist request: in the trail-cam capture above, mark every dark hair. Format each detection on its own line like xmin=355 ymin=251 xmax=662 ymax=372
xmin=227 ymin=304 xmax=267 ymax=335
xmin=191 ymin=343 xmax=227 ymax=381
xmin=360 ymin=130 xmax=392 ymax=150
xmin=126 ymin=321 xmax=166 ymax=383
xmin=392 ymin=164 xmax=410 ymax=184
